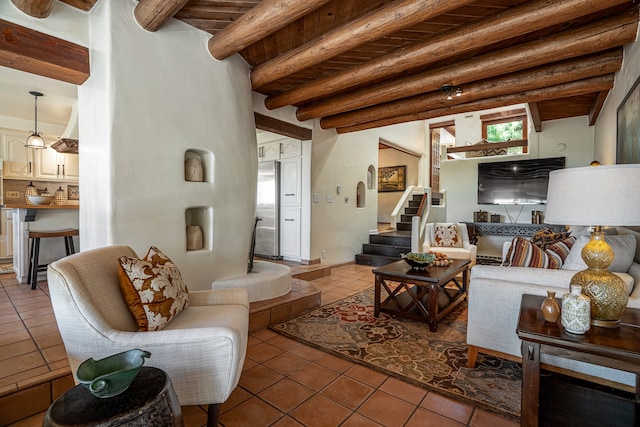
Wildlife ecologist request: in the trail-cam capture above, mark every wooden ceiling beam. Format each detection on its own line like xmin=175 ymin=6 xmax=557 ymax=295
xmin=250 ymin=0 xmax=476 ymax=89
xmin=10 ymin=0 xmax=54 ymax=18
xmin=295 ymin=12 xmax=638 ymax=121
xmin=528 ymin=102 xmax=542 ymax=132
xmin=589 ymin=90 xmax=610 ymax=126
xmin=59 ymin=0 xmax=96 ymax=11
xmin=0 ymin=18 xmax=89 ymax=85
xmin=319 ymin=50 xmax=622 ymax=129
xmin=134 ymin=0 xmax=191 ymax=32
xmin=336 ymin=75 xmax=615 ymax=133
xmin=208 ymin=0 xmax=333 ymax=60
xmin=254 ymin=113 xmax=312 ymax=140
xmin=264 ymin=0 xmax=632 ymax=111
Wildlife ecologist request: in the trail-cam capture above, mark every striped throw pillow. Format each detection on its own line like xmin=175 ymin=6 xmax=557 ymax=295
xmin=504 ymin=236 xmax=575 ymax=269
xmin=544 ymin=236 xmax=575 ymax=267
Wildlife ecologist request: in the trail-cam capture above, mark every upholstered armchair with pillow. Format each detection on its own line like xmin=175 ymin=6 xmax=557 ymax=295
xmin=423 ymin=222 xmax=477 ymax=268
xmin=47 ymin=245 xmax=249 ymax=426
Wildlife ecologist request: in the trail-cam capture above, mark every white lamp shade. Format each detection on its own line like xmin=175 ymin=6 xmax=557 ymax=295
xmin=545 ymin=164 xmax=640 ymax=226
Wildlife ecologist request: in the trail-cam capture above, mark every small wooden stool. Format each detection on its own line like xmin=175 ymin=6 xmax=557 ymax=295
xmin=44 ymin=366 xmax=183 ymax=426
xmin=28 ymin=228 xmax=79 ymax=290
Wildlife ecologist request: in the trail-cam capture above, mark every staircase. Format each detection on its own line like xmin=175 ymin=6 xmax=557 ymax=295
xmin=355 ymin=194 xmax=424 ymax=266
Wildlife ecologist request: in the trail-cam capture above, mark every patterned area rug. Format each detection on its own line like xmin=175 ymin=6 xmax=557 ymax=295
xmin=271 ymin=289 xmax=521 ymax=420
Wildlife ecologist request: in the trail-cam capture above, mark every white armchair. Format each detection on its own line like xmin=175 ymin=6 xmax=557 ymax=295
xmin=47 ymin=245 xmax=249 ymax=426
xmin=423 ymin=222 xmax=477 ymax=268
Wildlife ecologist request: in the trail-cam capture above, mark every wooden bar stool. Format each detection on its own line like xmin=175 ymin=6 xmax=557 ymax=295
xmin=28 ymin=229 xmax=79 ymax=290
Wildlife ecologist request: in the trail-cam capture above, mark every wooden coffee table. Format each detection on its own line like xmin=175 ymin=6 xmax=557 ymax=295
xmin=372 ymin=259 xmax=470 ymax=332
xmin=517 ymin=294 xmax=640 ymax=427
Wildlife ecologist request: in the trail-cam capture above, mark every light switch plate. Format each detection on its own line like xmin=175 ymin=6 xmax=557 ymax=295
xmin=326 ymin=195 xmax=333 ymax=203
xmin=6 ymin=191 xmax=19 ymax=198
xmin=313 ymin=193 xmax=320 ymax=203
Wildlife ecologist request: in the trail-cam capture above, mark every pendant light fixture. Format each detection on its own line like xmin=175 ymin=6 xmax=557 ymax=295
xmin=25 ymin=91 xmax=47 ymax=149
xmin=441 ymin=84 xmax=462 ymax=101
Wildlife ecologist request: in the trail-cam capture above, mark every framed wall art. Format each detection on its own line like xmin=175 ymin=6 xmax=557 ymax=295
xmin=617 ymin=75 xmax=640 ymax=164
xmin=68 ymin=185 xmax=80 ymax=200
xmin=378 ymin=165 xmax=406 ymax=192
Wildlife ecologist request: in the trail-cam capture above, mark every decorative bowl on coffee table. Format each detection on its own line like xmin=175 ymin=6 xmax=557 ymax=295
xmin=401 ymin=252 xmax=436 ymax=270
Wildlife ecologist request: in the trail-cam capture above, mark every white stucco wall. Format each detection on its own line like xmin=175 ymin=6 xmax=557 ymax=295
xmin=594 ymin=25 xmax=640 ymax=163
xmin=78 ymin=1 xmax=256 ymax=289
xmin=310 ymin=121 xmax=426 ymax=265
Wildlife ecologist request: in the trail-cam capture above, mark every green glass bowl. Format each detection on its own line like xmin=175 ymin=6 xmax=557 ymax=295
xmin=76 ymin=349 xmax=151 ymax=398
xmin=401 ymin=252 xmax=436 ymax=269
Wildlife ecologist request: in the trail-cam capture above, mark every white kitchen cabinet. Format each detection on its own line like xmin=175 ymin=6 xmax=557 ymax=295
xmin=257 ymin=141 xmax=280 ymax=162
xmin=3 ymin=133 xmax=34 ymax=178
xmin=280 ymin=207 xmax=300 ymax=259
xmin=1 ymin=132 xmax=79 ymax=181
xmin=35 ymin=149 xmax=79 ymax=180
xmin=280 ymin=157 xmax=301 ymax=207
xmin=279 ymin=140 xmax=301 ymax=159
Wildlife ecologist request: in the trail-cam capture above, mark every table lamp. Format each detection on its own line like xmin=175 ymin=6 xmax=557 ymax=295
xmin=544 ymin=164 xmax=640 ymax=327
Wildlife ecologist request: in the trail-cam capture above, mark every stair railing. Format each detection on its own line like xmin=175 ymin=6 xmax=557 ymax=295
xmin=411 ymin=187 xmax=432 ymax=252
xmin=389 ymin=186 xmax=424 ymax=230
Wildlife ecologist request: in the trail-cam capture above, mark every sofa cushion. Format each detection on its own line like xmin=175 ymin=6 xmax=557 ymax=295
xmin=118 ymin=246 xmax=189 ymax=331
xmin=432 ymin=223 xmax=463 ymax=248
xmin=561 ymin=235 xmax=636 ymax=273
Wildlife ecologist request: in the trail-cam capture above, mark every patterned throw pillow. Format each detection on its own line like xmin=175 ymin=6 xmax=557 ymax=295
xmin=432 ymin=223 xmax=463 ymax=248
xmin=118 ymin=246 xmax=189 ymax=331
xmin=504 ymin=236 xmax=575 ymax=269
xmin=530 ymin=228 xmax=571 ymax=250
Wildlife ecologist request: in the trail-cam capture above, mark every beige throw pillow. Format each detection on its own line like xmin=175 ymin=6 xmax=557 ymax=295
xmin=118 ymin=246 xmax=189 ymax=331
xmin=433 ymin=223 xmax=463 ymax=248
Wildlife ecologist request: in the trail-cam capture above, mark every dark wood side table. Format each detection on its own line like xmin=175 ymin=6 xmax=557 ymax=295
xmin=372 ymin=259 xmax=469 ymax=332
xmin=516 ymin=294 xmax=640 ymax=427
xmin=44 ymin=367 xmax=183 ymax=426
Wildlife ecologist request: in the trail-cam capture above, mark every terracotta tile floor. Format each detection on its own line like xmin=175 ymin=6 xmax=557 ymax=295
xmin=1 ymin=263 xmax=518 ymax=427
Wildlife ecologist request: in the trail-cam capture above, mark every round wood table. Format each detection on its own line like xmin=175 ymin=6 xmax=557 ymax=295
xmin=44 ymin=367 xmax=183 ymax=426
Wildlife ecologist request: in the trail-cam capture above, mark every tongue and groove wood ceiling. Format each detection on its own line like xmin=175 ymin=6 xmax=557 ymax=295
xmin=37 ymin=1 xmax=640 ymax=132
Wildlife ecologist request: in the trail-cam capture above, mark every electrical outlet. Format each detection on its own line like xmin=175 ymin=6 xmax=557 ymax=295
xmin=322 ymin=249 xmax=327 ymax=258
xmin=326 ymin=195 xmax=333 ymax=203
xmin=313 ymin=193 xmax=320 ymax=203
xmin=6 ymin=191 xmax=19 ymax=198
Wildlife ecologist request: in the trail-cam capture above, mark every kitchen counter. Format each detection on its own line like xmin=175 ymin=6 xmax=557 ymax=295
xmin=8 ymin=204 xmax=80 ymax=284
xmin=4 ymin=203 xmax=79 ymax=209
xmin=4 ymin=203 xmax=79 ymax=222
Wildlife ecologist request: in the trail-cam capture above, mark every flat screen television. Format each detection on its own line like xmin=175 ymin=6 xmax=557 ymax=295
xmin=477 ymin=157 xmax=565 ymax=205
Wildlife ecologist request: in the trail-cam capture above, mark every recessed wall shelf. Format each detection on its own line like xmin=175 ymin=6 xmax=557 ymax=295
xmin=185 ymin=207 xmax=212 ymax=251
xmin=184 ymin=149 xmax=213 ymax=183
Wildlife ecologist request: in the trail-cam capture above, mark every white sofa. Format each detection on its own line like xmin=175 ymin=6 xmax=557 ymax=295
xmin=466 ymin=226 xmax=640 ymax=390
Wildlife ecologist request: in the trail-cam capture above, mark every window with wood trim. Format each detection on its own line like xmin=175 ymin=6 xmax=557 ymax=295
xmin=428 ymin=120 xmax=454 ymax=191
xmin=481 ymin=108 xmax=528 ymax=154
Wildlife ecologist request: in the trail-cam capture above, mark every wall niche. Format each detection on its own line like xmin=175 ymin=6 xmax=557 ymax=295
xmin=184 ymin=149 xmax=213 ymax=182
xmin=185 ymin=207 xmax=213 ymax=251
xmin=356 ymin=181 xmax=366 ymax=208
xmin=367 ymin=165 xmax=376 ymax=190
